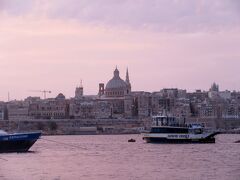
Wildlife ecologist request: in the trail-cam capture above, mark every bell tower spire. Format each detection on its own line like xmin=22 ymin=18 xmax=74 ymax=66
xmin=125 ymin=68 xmax=131 ymax=94
xmin=80 ymin=79 xmax=83 ymax=88
xmin=126 ymin=68 xmax=130 ymax=84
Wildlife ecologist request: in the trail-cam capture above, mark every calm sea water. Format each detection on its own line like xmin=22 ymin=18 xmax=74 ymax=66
xmin=0 ymin=134 xmax=240 ymax=180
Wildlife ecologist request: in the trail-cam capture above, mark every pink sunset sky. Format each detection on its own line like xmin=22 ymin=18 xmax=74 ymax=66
xmin=0 ymin=0 xmax=240 ymax=100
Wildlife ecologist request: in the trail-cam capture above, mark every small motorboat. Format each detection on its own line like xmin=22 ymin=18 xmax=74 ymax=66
xmin=0 ymin=130 xmax=41 ymax=153
xmin=128 ymin=139 xmax=136 ymax=142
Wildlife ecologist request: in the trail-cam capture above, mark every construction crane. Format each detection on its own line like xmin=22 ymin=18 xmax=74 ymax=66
xmin=30 ymin=90 xmax=52 ymax=99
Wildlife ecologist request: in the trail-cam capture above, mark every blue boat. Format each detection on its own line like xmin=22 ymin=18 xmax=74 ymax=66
xmin=0 ymin=130 xmax=41 ymax=153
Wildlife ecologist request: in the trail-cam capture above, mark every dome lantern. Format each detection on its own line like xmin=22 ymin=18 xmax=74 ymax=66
xmin=114 ymin=67 xmax=120 ymax=78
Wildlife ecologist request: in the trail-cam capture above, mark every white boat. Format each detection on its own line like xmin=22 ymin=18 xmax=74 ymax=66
xmin=143 ymin=115 xmax=219 ymax=143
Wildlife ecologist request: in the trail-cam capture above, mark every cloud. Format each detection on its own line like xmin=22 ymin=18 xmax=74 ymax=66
xmin=0 ymin=0 xmax=239 ymax=32
xmin=0 ymin=0 xmax=240 ymax=100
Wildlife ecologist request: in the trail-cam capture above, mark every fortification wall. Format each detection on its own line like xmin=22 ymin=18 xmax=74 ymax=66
xmin=0 ymin=118 xmax=149 ymax=135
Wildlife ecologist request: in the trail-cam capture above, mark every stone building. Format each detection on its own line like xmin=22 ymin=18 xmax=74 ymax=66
xmin=69 ymin=99 xmax=95 ymax=119
xmin=0 ymin=102 xmax=6 ymax=120
xmin=7 ymin=100 xmax=30 ymax=120
xmin=75 ymin=81 xmax=84 ymax=99
xmin=222 ymin=99 xmax=240 ymax=119
xmin=173 ymin=98 xmax=191 ymax=118
xmin=198 ymin=100 xmax=217 ymax=118
xmin=187 ymin=90 xmax=208 ymax=102
xmin=132 ymin=91 xmax=151 ymax=117
xmin=69 ymin=97 xmax=112 ymax=119
xmin=150 ymin=92 xmax=191 ymax=117
xmin=29 ymin=93 xmax=69 ymax=119
xmin=98 ymin=67 xmax=133 ymax=118
xmin=94 ymin=100 xmax=112 ymax=119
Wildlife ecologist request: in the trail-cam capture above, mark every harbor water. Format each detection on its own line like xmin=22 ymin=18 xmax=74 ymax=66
xmin=0 ymin=134 xmax=240 ymax=180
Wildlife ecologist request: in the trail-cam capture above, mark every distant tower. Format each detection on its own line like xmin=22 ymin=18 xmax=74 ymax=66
xmin=125 ymin=68 xmax=131 ymax=94
xmin=99 ymin=83 xmax=105 ymax=97
xmin=75 ymin=80 xmax=83 ymax=99
xmin=210 ymin=82 xmax=219 ymax=92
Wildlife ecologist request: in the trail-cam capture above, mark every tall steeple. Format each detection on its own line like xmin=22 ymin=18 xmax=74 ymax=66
xmin=125 ymin=68 xmax=131 ymax=94
xmin=126 ymin=68 xmax=130 ymax=85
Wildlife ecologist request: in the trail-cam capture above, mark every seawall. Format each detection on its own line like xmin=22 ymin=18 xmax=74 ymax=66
xmin=1 ymin=117 xmax=239 ymax=135
xmin=0 ymin=118 xmax=150 ymax=135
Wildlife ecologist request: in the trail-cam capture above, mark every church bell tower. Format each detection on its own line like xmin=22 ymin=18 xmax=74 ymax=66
xmin=125 ymin=68 xmax=131 ymax=94
xmin=75 ymin=80 xmax=84 ymax=99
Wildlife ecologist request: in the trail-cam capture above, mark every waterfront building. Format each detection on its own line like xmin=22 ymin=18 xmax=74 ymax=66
xmin=187 ymin=90 xmax=208 ymax=102
xmin=198 ymin=100 xmax=217 ymax=118
xmin=131 ymin=91 xmax=151 ymax=118
xmin=150 ymin=92 xmax=162 ymax=115
xmin=24 ymin=96 xmax=41 ymax=104
xmin=29 ymin=93 xmax=69 ymax=119
xmin=0 ymin=102 xmax=6 ymax=120
xmin=98 ymin=67 xmax=134 ymax=118
xmin=7 ymin=100 xmax=30 ymax=120
xmin=69 ymin=97 xmax=112 ymax=119
xmin=75 ymin=81 xmax=84 ymax=99
xmin=222 ymin=99 xmax=240 ymax=119
xmin=173 ymin=98 xmax=191 ymax=118
xmin=218 ymin=91 xmax=231 ymax=100
xmin=150 ymin=90 xmax=191 ymax=118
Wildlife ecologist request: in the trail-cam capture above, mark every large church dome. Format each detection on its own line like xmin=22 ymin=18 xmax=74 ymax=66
xmin=105 ymin=68 xmax=131 ymax=97
xmin=106 ymin=69 xmax=127 ymax=89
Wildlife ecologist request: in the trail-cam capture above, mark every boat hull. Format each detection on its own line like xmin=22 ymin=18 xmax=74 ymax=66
xmin=0 ymin=132 xmax=41 ymax=153
xmin=143 ymin=137 xmax=215 ymax=144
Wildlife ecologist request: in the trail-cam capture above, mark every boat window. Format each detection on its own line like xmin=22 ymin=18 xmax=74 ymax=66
xmin=162 ymin=118 xmax=168 ymax=126
xmin=151 ymin=127 xmax=188 ymax=134
xmin=194 ymin=128 xmax=203 ymax=134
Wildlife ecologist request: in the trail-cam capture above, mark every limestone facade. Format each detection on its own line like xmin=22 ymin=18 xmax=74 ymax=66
xmin=69 ymin=97 xmax=112 ymax=119
xmin=98 ymin=67 xmax=134 ymax=118
xmin=29 ymin=93 xmax=69 ymax=119
xmin=7 ymin=100 xmax=30 ymax=120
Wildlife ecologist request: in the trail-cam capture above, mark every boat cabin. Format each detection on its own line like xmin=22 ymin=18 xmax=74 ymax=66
xmin=150 ymin=116 xmax=204 ymax=135
xmin=188 ymin=123 xmax=204 ymax=134
xmin=152 ymin=115 xmax=181 ymax=127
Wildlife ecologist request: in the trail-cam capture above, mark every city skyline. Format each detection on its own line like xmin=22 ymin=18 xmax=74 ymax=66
xmin=0 ymin=0 xmax=240 ymax=100
xmin=1 ymin=66 xmax=238 ymax=102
